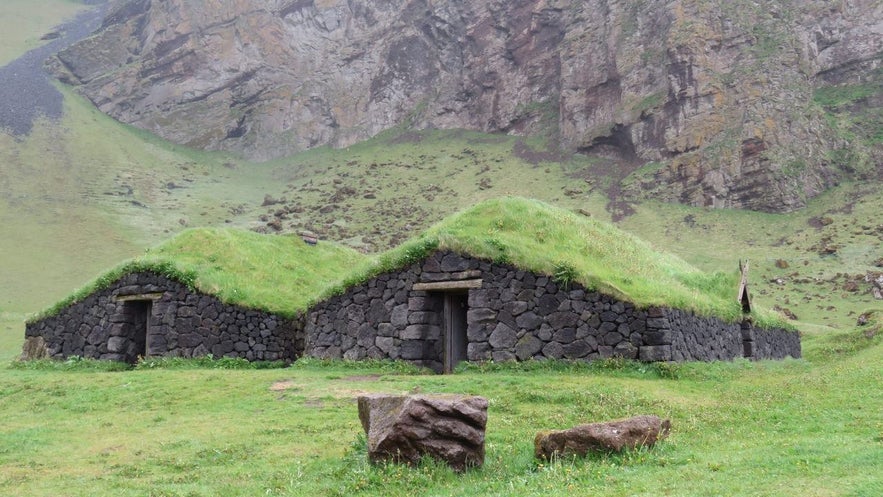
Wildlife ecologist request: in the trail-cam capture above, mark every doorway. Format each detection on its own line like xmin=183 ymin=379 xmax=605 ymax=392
xmin=123 ymin=300 xmax=152 ymax=362
xmin=443 ymin=292 xmax=468 ymax=373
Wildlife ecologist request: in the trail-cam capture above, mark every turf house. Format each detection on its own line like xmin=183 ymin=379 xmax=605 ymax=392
xmin=22 ymin=229 xmax=365 ymax=364
xmin=23 ymin=198 xmax=801 ymax=370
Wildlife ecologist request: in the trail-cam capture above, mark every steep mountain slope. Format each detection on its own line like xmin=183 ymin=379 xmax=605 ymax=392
xmin=50 ymin=0 xmax=882 ymax=211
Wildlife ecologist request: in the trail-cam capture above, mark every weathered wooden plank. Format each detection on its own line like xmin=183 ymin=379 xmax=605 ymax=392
xmin=413 ymin=279 xmax=483 ymax=291
xmin=114 ymin=292 xmax=165 ymax=302
xmin=737 ymin=260 xmax=751 ymax=313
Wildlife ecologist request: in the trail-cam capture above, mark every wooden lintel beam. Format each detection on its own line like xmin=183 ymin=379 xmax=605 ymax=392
xmin=115 ymin=292 xmax=165 ymax=302
xmin=412 ymin=279 xmax=483 ymax=291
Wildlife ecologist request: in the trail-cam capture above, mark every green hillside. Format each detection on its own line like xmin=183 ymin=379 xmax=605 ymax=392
xmin=0 ymin=0 xmax=85 ymax=65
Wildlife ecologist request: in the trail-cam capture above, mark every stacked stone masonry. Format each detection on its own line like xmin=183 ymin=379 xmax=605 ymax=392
xmin=25 ymin=272 xmax=300 ymax=363
xmin=304 ymin=252 xmax=800 ymax=372
xmin=26 ymin=253 xmax=800 ymax=368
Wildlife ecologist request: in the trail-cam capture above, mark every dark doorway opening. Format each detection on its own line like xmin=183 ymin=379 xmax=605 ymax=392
xmin=123 ymin=300 xmax=152 ymax=363
xmin=443 ymin=292 xmax=468 ymax=373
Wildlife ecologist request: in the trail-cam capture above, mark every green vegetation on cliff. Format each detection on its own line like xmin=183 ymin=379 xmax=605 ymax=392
xmin=0 ymin=0 xmax=86 ymax=65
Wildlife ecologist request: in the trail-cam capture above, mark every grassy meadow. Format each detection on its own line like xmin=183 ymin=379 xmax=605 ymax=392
xmin=1 ymin=3 xmax=882 ymax=495
xmin=0 ymin=329 xmax=880 ymax=496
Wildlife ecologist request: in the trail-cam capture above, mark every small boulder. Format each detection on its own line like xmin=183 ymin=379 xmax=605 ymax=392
xmin=358 ymin=394 xmax=488 ymax=472
xmin=534 ymin=415 xmax=671 ymax=460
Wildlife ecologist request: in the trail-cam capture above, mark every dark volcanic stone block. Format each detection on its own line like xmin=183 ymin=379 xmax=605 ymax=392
xmin=536 ymin=295 xmax=559 ymax=316
xmin=515 ymin=311 xmax=543 ymax=330
xmin=542 ymin=341 xmax=564 ymax=359
xmin=639 ymin=345 xmax=671 ymax=362
xmin=467 ymin=308 xmax=496 ymax=323
xmin=399 ymin=340 xmax=426 ymax=360
xmin=467 ymin=341 xmax=491 ymax=361
xmin=563 ymin=339 xmax=591 ymax=359
xmin=516 ymin=335 xmax=543 ymax=360
xmin=489 ymin=323 xmax=517 ymax=349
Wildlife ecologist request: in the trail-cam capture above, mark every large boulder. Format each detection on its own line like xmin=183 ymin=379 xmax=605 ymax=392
xmin=534 ymin=415 xmax=671 ymax=460
xmin=357 ymin=394 xmax=488 ymax=472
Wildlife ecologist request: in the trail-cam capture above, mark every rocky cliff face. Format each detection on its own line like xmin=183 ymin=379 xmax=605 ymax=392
xmin=50 ymin=0 xmax=882 ymax=212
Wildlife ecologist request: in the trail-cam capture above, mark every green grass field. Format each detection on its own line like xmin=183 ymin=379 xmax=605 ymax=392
xmin=1 ymin=327 xmax=880 ymax=496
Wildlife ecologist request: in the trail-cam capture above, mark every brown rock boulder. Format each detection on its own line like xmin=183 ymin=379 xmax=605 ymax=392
xmin=534 ymin=415 xmax=671 ymax=460
xmin=357 ymin=394 xmax=488 ymax=472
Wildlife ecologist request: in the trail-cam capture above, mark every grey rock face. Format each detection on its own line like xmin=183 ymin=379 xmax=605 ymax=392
xmin=47 ymin=0 xmax=883 ymax=212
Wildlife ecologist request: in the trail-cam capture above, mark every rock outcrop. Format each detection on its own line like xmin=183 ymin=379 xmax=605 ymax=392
xmin=534 ymin=415 xmax=671 ymax=460
xmin=357 ymin=393 xmax=488 ymax=471
xmin=49 ymin=0 xmax=883 ymax=211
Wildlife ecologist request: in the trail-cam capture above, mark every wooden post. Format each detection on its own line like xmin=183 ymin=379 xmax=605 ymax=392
xmin=737 ymin=260 xmax=751 ymax=314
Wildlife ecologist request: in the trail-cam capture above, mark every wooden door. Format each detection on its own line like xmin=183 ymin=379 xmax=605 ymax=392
xmin=444 ymin=293 xmax=468 ymax=373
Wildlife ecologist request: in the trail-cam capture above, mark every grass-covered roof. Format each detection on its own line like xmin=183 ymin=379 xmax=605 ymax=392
xmin=34 ymin=197 xmax=787 ymax=328
xmin=329 ymin=197 xmax=785 ymax=327
xmin=32 ymin=228 xmax=367 ymax=320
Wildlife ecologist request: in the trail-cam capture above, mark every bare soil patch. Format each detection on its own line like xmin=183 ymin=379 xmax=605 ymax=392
xmin=340 ymin=374 xmax=382 ymax=382
xmin=270 ymin=380 xmax=297 ymax=391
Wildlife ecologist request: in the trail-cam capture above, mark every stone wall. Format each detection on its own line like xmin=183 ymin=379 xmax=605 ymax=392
xmin=25 ymin=254 xmax=801 ymax=368
xmin=742 ymin=322 xmax=803 ymax=360
xmin=24 ymin=272 xmax=300 ymax=363
xmin=304 ymin=251 xmax=801 ymax=371
xmin=665 ymin=309 xmax=744 ymax=362
xmin=305 ymin=260 xmax=428 ymax=365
